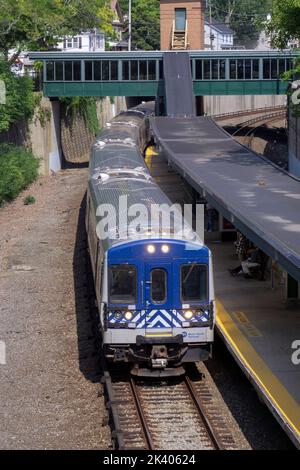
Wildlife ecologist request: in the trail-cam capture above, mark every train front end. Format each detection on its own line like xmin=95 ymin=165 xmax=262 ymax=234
xmin=101 ymin=238 xmax=214 ymax=372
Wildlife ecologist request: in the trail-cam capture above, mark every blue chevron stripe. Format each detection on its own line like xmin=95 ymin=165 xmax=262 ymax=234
xmin=108 ymin=309 xmax=210 ymax=327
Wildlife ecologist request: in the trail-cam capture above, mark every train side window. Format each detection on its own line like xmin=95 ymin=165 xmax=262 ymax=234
xmin=263 ymin=59 xmax=271 ymax=79
xmin=94 ymin=61 xmax=101 ymax=80
xmin=73 ymin=61 xmax=81 ymax=81
xmin=195 ymin=60 xmax=202 ymax=80
xmin=230 ymin=60 xmax=237 ymax=79
xmin=237 ymin=59 xmax=244 ymax=79
xmin=131 ymin=61 xmax=138 ymax=80
xmin=204 ymin=60 xmax=211 ymax=80
xmin=212 ymin=60 xmax=219 ymax=80
xmin=245 ymin=60 xmax=252 ymax=79
xmin=139 ymin=61 xmax=147 ymax=80
xmin=219 ymin=60 xmax=226 ymax=80
xmin=279 ymin=59 xmax=286 ymax=76
xmin=151 ymin=269 xmax=167 ymax=304
xmin=181 ymin=264 xmax=208 ymax=302
xmin=46 ymin=61 xmax=55 ymax=81
xmin=110 ymin=61 xmax=118 ymax=80
xmin=148 ymin=61 xmax=156 ymax=80
xmin=55 ymin=61 xmax=64 ymax=81
xmin=123 ymin=61 xmax=129 ymax=80
xmin=85 ymin=61 xmax=93 ymax=81
xmin=65 ymin=61 xmax=73 ymax=81
xmin=102 ymin=61 xmax=109 ymax=80
xmin=252 ymin=59 xmax=259 ymax=79
xmin=109 ymin=265 xmax=137 ymax=304
xmin=271 ymin=59 xmax=278 ymax=79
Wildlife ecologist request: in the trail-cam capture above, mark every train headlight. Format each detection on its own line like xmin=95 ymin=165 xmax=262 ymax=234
xmin=161 ymin=244 xmax=169 ymax=253
xmin=114 ymin=311 xmax=123 ymax=320
xmin=184 ymin=310 xmax=194 ymax=320
xmin=147 ymin=244 xmax=156 ymax=254
xmin=124 ymin=311 xmax=133 ymax=321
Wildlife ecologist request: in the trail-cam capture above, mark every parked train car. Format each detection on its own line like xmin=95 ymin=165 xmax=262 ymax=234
xmin=86 ymin=103 xmax=215 ymax=374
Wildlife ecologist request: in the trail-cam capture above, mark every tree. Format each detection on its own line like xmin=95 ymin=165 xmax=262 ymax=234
xmin=0 ymin=59 xmax=36 ymax=132
xmin=0 ymin=0 xmax=113 ymax=59
xmin=118 ymin=0 xmax=160 ymax=50
xmin=265 ymin=0 xmax=300 ymax=48
xmin=208 ymin=0 xmax=273 ymax=47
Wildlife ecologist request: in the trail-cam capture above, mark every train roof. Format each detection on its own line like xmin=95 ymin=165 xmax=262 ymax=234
xmin=88 ymin=104 xmax=205 ymax=252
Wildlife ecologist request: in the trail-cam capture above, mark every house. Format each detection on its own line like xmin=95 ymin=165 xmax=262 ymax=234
xmin=57 ymin=0 xmax=125 ymax=53
xmin=204 ymin=17 xmax=234 ymax=50
xmin=109 ymin=0 xmax=127 ymax=50
xmin=57 ymin=30 xmax=105 ymax=52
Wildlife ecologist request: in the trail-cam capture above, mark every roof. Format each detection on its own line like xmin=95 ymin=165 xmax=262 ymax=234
xmin=205 ymin=17 xmax=234 ymax=35
xmin=150 ymin=116 xmax=300 ymax=282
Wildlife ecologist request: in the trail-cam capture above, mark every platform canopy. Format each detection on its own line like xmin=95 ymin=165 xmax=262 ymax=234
xmin=150 ymin=116 xmax=300 ymax=282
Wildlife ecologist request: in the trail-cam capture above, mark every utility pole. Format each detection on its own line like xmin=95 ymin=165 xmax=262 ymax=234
xmin=128 ymin=0 xmax=132 ymax=51
xmin=209 ymin=0 xmax=213 ymax=50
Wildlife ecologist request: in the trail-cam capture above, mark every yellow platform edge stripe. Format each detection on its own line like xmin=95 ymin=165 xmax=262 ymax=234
xmin=216 ymin=299 xmax=300 ymax=440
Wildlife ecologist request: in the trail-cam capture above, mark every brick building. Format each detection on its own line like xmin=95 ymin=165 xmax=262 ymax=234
xmin=160 ymin=0 xmax=205 ymax=50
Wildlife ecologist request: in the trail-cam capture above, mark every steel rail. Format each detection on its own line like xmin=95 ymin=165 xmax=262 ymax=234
xmin=232 ymin=110 xmax=286 ymax=136
xmin=129 ymin=378 xmax=155 ymax=450
xmin=184 ymin=376 xmax=223 ymax=450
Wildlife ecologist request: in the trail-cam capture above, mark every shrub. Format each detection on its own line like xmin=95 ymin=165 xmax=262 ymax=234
xmin=0 ymin=144 xmax=39 ymax=205
xmin=0 ymin=59 xmax=36 ymax=133
xmin=23 ymin=195 xmax=36 ymax=205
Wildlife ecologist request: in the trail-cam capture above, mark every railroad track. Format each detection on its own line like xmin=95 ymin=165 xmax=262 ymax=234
xmin=231 ymin=111 xmax=287 ymax=150
xmin=104 ymin=368 xmax=237 ymax=450
xmin=213 ymin=105 xmax=286 ymax=124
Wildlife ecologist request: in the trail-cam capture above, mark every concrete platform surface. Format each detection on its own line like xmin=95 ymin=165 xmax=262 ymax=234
xmin=211 ymin=241 xmax=300 ymax=448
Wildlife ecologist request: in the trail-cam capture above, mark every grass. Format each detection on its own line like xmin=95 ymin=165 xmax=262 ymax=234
xmin=0 ymin=144 xmax=39 ymax=205
xmin=23 ymin=195 xmax=36 ymax=205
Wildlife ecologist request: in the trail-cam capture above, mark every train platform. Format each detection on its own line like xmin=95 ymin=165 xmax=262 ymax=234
xmin=150 ymin=116 xmax=300 ymax=283
xmin=210 ymin=241 xmax=300 ymax=448
xmin=145 ymin=144 xmax=300 ymax=447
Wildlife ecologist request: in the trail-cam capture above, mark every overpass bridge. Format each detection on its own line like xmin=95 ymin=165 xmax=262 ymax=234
xmin=29 ymin=49 xmax=297 ymax=98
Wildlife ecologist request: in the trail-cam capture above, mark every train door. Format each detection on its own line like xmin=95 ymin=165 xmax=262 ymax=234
xmin=144 ymin=262 xmax=175 ymax=334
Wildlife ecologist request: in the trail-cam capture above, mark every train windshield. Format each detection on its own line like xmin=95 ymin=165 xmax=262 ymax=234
xmin=151 ymin=269 xmax=167 ymax=304
xmin=109 ymin=265 xmax=136 ymax=304
xmin=181 ymin=264 xmax=208 ymax=302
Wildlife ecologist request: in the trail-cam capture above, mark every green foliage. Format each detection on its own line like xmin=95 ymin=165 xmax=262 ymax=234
xmin=208 ymin=0 xmax=273 ymax=47
xmin=119 ymin=0 xmax=160 ymax=50
xmin=0 ymin=59 xmax=36 ymax=132
xmin=23 ymin=194 xmax=35 ymax=205
xmin=265 ymin=0 xmax=300 ymax=48
xmin=0 ymin=0 xmax=113 ymax=57
xmin=60 ymin=97 xmax=100 ymax=135
xmin=33 ymin=93 xmax=52 ymax=128
xmin=0 ymin=144 xmax=39 ymax=204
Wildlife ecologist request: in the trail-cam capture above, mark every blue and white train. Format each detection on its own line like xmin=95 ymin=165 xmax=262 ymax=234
xmin=86 ymin=104 xmax=215 ymax=374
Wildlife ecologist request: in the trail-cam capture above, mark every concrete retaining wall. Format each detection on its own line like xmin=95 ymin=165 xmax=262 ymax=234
xmin=0 ymin=96 xmax=126 ymax=175
xmin=288 ymin=105 xmax=300 ymax=178
xmin=204 ymin=95 xmax=286 ymax=115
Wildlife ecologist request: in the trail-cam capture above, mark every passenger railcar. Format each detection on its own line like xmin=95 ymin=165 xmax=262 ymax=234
xmin=86 ymin=104 xmax=215 ymax=373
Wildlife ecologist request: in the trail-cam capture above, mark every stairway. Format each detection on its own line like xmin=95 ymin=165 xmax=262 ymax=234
xmin=171 ymin=20 xmax=188 ymax=50
xmin=163 ymin=51 xmax=196 ymax=118
xmin=172 ymin=31 xmax=186 ymax=50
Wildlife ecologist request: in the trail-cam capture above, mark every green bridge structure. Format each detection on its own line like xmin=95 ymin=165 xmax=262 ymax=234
xmin=29 ymin=50 xmax=298 ymax=98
